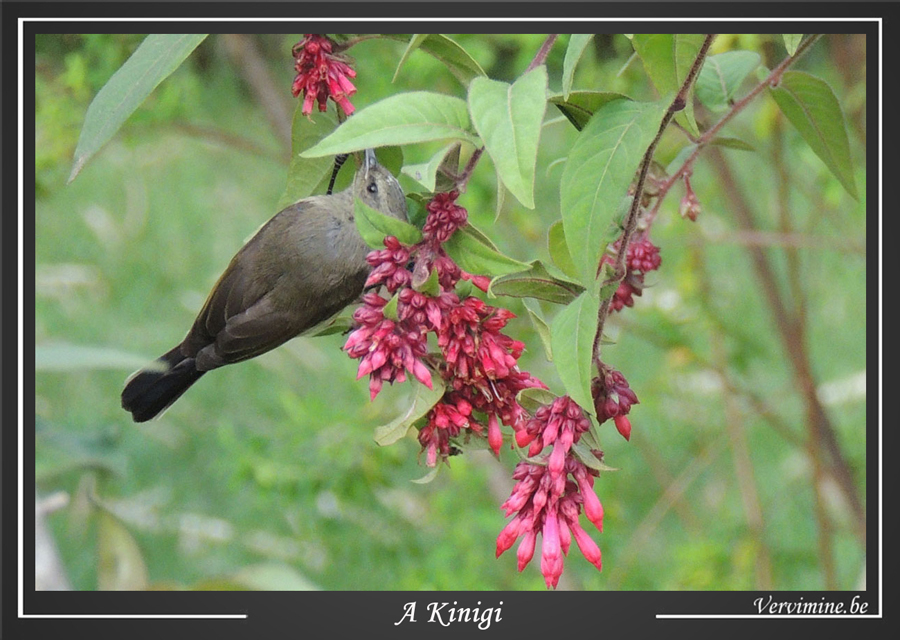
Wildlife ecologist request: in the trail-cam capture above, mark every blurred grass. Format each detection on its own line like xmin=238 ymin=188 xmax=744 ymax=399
xmin=35 ymin=33 xmax=866 ymax=591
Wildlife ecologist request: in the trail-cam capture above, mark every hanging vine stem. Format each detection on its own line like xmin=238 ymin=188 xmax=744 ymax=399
xmin=645 ymin=34 xmax=824 ymax=225
xmin=592 ymin=34 xmax=717 ymax=366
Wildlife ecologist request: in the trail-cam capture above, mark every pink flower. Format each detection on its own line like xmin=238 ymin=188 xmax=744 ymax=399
xmin=591 ymin=366 xmax=639 ymax=437
xmin=422 ymin=191 xmax=468 ymax=243
xmin=497 ymin=454 xmax=606 ymax=588
xmin=343 ymin=293 xmax=432 ymax=399
xmin=291 ymin=34 xmax=357 ymax=117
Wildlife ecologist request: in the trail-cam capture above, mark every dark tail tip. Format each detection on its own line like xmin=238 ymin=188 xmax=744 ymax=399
xmin=122 ymin=346 xmax=204 ymax=422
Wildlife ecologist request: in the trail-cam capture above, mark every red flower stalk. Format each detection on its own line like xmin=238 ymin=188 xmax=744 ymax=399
xmin=291 ymin=34 xmax=357 ymax=117
xmin=346 ymin=192 xmax=610 ymax=589
xmin=497 ymin=453 xmax=605 ymax=588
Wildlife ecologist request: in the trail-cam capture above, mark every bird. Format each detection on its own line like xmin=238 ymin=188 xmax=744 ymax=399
xmin=121 ymin=149 xmax=408 ymax=422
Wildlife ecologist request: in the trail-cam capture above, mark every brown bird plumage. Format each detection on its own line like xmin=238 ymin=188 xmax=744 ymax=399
xmin=121 ymin=150 xmax=408 ymax=422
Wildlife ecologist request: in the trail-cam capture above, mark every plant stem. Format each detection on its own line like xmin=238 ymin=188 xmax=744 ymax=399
xmin=527 ymin=34 xmax=559 ymax=72
xmin=592 ymin=34 xmax=716 ymax=365
xmin=648 ymin=34 xmax=824 ymax=223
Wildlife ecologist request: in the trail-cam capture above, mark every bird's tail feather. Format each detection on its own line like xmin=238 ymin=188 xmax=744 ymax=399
xmin=121 ymin=345 xmax=205 ymax=422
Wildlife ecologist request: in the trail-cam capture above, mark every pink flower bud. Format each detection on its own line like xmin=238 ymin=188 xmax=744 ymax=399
xmin=516 ymin=530 xmax=537 ymax=571
xmin=614 ymin=414 xmax=632 ymax=441
xmin=488 ymin=413 xmax=503 ymax=457
xmin=570 ymin=521 xmax=603 ymax=570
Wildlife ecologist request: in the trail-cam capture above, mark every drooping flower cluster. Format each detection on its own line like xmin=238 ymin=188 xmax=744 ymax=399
xmin=496 ymin=396 xmax=605 ymax=588
xmin=291 ymin=34 xmax=357 ymax=117
xmin=602 ymin=237 xmax=662 ymax=312
xmin=592 ymin=366 xmax=639 ymax=441
xmin=345 ymin=190 xmax=613 ymax=589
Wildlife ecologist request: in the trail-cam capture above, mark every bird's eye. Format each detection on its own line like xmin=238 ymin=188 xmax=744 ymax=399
xmin=367 ymin=182 xmax=378 ymax=194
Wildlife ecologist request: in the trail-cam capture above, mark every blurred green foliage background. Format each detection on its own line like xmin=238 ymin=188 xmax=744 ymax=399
xmin=34 ymin=33 xmax=867 ymax=591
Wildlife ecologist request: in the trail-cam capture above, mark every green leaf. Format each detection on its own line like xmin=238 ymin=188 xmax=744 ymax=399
xmin=396 ymin=34 xmax=487 ymax=85
xmin=769 ymin=70 xmax=858 ymax=199
xmin=374 ymin=378 xmax=446 ymax=446
xmin=710 ymin=136 xmax=756 ymax=152
xmin=516 ymin=387 xmax=558 ymax=414
xmin=572 ymin=441 xmax=618 ymax=472
xmin=276 ymin=107 xmax=340 ymax=211
xmin=69 ymin=34 xmax=208 ymax=182
xmin=354 ymin=197 xmax=423 ymax=249
xmin=488 ymin=261 xmax=584 ymax=305
xmin=414 ymin=266 xmax=442 ymax=296
xmin=695 ymin=50 xmax=761 ymax=112
xmin=411 ymin=466 xmax=442 ymax=484
xmin=401 ymin=143 xmax=460 ymax=192
xmin=443 ymin=225 xmax=530 ymax=277
xmin=547 ymin=219 xmax=579 ymax=280
xmin=550 ymin=291 xmax=600 ymax=413
xmin=550 ymin=91 xmax=630 ymax=131
xmin=562 ymin=34 xmax=594 ymax=100
xmin=560 ymin=99 xmax=668 ymax=287
xmin=97 ymin=511 xmax=150 ymax=591
xmin=783 ymin=34 xmax=803 ymax=55
xmin=393 ymin=34 xmax=430 ymax=82
xmin=382 ymin=293 xmax=400 ymax=321
xmin=35 ymin=343 xmax=164 ymax=372
xmin=302 ymin=92 xmax=480 ymax=158
xmin=229 ymin=563 xmax=318 ymax=591
xmin=632 ymin=33 xmax=705 ymax=136
xmin=468 ymin=66 xmax=548 ymax=209
xmin=523 ymin=301 xmax=554 ymax=362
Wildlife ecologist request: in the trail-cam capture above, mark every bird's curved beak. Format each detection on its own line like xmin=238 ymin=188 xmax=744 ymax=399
xmin=364 ymin=148 xmax=377 ymax=178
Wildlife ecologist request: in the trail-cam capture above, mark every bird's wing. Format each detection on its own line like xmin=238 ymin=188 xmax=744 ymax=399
xmin=194 ymin=294 xmax=301 ymax=370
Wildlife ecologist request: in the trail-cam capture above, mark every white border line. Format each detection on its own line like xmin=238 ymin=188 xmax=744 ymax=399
xmin=20 ymin=16 xmax=879 ymax=622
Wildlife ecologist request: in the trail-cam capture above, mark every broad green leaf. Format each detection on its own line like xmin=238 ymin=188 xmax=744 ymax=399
xmin=374 ymin=378 xmax=446 ymax=446
xmin=393 ymin=34 xmax=429 ymax=82
xmin=548 ymin=219 xmax=579 ymax=280
xmin=516 ymin=387 xmax=558 ymax=414
xmin=560 ymin=99 xmax=668 ymax=287
xmin=550 ymin=91 xmax=630 ymax=131
xmin=402 ymin=143 xmax=460 ymax=192
xmin=695 ymin=51 xmax=761 ymax=112
xmin=69 ymin=34 xmax=208 ymax=182
xmin=632 ymin=34 xmax=705 ymax=136
xmin=276 ymin=107 xmax=339 ymax=211
xmin=302 ymin=92 xmax=480 ymax=157
xmin=468 ymin=66 xmax=548 ymax=208
xmin=550 ymin=291 xmax=600 ymax=413
xmin=354 ymin=197 xmax=423 ymax=249
xmin=35 ymin=343 xmax=164 ymax=372
xmin=562 ymin=34 xmax=594 ymax=99
xmin=769 ymin=71 xmax=858 ymax=199
xmin=523 ymin=301 xmax=554 ymax=362
xmin=443 ymin=225 xmax=530 ymax=277
xmin=783 ymin=34 xmax=803 ymax=55
xmin=489 ymin=260 xmax=584 ymax=305
xmin=97 ymin=511 xmax=150 ymax=591
xmin=391 ymin=34 xmax=486 ymax=85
